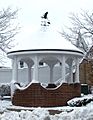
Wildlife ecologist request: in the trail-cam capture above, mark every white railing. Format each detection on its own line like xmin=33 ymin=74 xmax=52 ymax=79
xmin=11 ymin=72 xmax=71 ymax=92
xmin=54 ymin=72 xmax=70 ymax=85
xmin=11 ymin=79 xmax=39 ymax=91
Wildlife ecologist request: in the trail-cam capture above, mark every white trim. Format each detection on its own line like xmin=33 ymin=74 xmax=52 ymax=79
xmin=7 ymin=50 xmax=83 ymax=58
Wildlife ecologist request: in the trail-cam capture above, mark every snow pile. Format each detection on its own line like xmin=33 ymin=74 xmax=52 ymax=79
xmin=0 ymin=108 xmax=51 ymax=120
xmin=0 ymin=100 xmax=12 ymax=113
xmin=0 ymin=95 xmax=93 ymax=119
xmin=0 ymin=83 xmax=10 ymax=96
xmin=67 ymin=94 xmax=93 ymax=107
xmin=90 ymin=86 xmax=93 ymax=94
xmin=1 ymin=105 xmax=93 ymax=120
xmin=51 ymin=106 xmax=93 ymax=120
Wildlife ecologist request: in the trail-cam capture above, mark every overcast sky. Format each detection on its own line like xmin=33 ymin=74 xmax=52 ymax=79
xmin=1 ymin=0 xmax=93 ymax=40
xmin=0 ymin=0 xmax=93 ymax=45
xmin=0 ymin=0 xmax=93 ymax=66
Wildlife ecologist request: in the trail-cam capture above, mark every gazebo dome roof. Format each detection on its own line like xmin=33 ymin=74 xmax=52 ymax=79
xmin=7 ymin=24 xmax=83 ymax=57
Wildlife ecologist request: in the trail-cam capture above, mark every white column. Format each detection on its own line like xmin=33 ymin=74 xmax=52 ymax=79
xmin=33 ymin=56 xmax=38 ymax=82
xmin=75 ymin=58 xmax=80 ymax=83
xmin=12 ymin=57 xmax=18 ymax=82
xmin=50 ymin=65 xmax=54 ymax=83
xmin=28 ymin=66 xmax=31 ymax=83
xmin=61 ymin=56 xmax=66 ymax=83
xmin=47 ymin=61 xmax=55 ymax=84
xmin=69 ymin=64 xmax=73 ymax=83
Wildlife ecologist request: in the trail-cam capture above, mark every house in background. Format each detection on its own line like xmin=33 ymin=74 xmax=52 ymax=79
xmin=80 ymin=45 xmax=93 ymax=86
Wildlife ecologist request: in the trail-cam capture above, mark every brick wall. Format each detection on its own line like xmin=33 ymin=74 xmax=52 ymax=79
xmin=12 ymin=83 xmax=81 ymax=107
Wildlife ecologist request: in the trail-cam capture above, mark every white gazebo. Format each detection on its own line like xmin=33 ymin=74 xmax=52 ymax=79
xmin=8 ymin=26 xmax=83 ymax=84
xmin=7 ymin=16 xmax=84 ymax=107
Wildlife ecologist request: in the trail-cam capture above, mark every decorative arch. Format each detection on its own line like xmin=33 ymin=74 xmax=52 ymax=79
xmin=38 ymin=55 xmax=62 ymax=85
xmin=18 ymin=56 xmax=34 ymax=67
xmin=16 ymin=56 xmax=34 ymax=85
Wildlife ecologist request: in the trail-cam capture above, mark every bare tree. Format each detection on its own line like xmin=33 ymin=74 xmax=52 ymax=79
xmin=0 ymin=7 xmax=19 ymax=64
xmin=61 ymin=10 xmax=93 ymax=53
xmin=0 ymin=7 xmax=19 ymax=53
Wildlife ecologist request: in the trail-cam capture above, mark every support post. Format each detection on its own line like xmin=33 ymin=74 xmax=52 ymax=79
xmin=33 ymin=56 xmax=38 ymax=82
xmin=61 ymin=56 xmax=66 ymax=83
xmin=28 ymin=66 xmax=31 ymax=83
xmin=11 ymin=57 xmax=18 ymax=97
xmin=70 ymin=66 xmax=73 ymax=83
xmin=50 ymin=65 xmax=54 ymax=83
xmin=69 ymin=62 xmax=73 ymax=83
xmin=75 ymin=58 xmax=80 ymax=83
xmin=12 ymin=57 xmax=18 ymax=82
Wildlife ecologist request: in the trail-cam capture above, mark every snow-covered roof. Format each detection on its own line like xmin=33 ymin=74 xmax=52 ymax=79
xmin=7 ymin=25 xmax=83 ymax=57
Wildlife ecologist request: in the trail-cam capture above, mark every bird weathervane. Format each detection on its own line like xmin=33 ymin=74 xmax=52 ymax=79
xmin=41 ymin=12 xmax=50 ymax=26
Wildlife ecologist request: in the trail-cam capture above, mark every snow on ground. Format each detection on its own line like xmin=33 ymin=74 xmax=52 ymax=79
xmin=67 ymin=94 xmax=93 ymax=107
xmin=0 ymin=94 xmax=93 ymax=120
xmin=0 ymin=100 xmax=12 ymax=113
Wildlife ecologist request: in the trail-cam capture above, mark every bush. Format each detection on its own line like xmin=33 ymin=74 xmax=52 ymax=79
xmin=0 ymin=84 xmax=11 ymax=96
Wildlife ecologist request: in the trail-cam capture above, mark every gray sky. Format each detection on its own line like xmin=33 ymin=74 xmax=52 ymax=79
xmin=0 ymin=0 xmax=93 ymax=66
xmin=1 ymin=0 xmax=93 ymax=44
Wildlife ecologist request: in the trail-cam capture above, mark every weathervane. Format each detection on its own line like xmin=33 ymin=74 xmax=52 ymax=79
xmin=41 ymin=12 xmax=50 ymax=26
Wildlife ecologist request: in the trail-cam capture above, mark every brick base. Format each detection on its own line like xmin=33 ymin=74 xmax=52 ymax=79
xmin=12 ymin=83 xmax=81 ymax=107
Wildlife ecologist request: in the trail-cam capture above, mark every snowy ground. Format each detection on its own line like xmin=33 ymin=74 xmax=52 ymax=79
xmin=0 ymin=94 xmax=93 ymax=119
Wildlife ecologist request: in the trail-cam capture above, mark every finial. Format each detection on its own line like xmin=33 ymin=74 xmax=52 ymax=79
xmin=41 ymin=12 xmax=50 ymax=26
